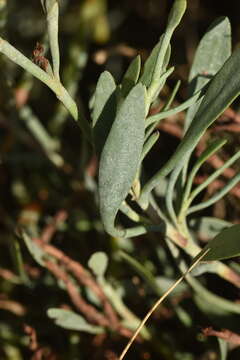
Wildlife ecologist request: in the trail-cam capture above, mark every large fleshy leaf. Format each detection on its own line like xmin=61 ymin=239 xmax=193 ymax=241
xmin=140 ymin=45 xmax=240 ymax=207
xmin=47 ymin=308 xmax=104 ymax=334
xmin=198 ymin=224 xmax=240 ymax=261
xmin=99 ymin=83 xmax=146 ymax=237
xmin=92 ymin=71 xmax=117 ymax=154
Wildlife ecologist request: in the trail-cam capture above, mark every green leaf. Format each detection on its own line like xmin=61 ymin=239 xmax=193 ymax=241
xmin=185 ymin=16 xmax=231 ymax=131
xmin=146 ymin=0 xmax=186 ymax=102
xmin=121 ymin=55 xmax=141 ymax=98
xmin=190 ymin=17 xmax=231 ymax=83
xmin=140 ymin=45 xmax=240 ymax=208
xmin=179 ymin=139 xmax=226 ymax=212
xmin=145 ymin=84 xmax=206 ymax=128
xmin=47 ymin=308 xmax=104 ymax=334
xmin=92 ymin=71 xmax=117 ymax=154
xmin=187 ymin=149 xmax=240 ymax=208
xmin=99 ymin=83 xmax=146 ymax=237
xmin=199 ymin=224 xmax=240 ymax=261
xmin=88 ymin=252 xmax=108 ymax=277
xmin=188 ymin=171 xmax=240 ymax=215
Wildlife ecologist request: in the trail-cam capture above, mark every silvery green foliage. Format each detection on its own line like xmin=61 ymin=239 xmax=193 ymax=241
xmin=92 ymin=3 xmax=240 ymax=249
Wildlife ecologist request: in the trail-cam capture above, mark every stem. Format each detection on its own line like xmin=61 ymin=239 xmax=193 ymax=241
xmin=0 ymin=37 xmax=78 ymax=120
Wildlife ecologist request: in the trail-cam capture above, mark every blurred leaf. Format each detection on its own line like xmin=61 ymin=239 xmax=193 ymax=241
xmin=121 ymin=55 xmax=141 ymax=98
xmin=41 ymin=0 xmax=57 ymax=13
xmin=189 ymin=275 xmax=240 ymax=314
xmin=199 ymin=224 xmax=240 ymax=261
xmin=21 ymin=230 xmax=45 ymax=266
xmin=11 ymin=235 xmax=30 ymax=285
xmin=218 ymin=338 xmax=228 ymax=360
xmin=93 ymin=14 xmax=110 ymax=44
xmin=189 ymin=217 xmax=232 ymax=241
xmin=99 ymin=83 xmax=146 ymax=237
xmin=88 ymin=252 xmax=108 ymax=277
xmin=119 ymin=250 xmax=161 ymax=296
xmin=47 ymin=308 xmax=104 ymax=334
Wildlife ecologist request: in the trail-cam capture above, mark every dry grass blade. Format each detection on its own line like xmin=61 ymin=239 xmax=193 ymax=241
xmin=119 ymin=249 xmax=210 ymax=360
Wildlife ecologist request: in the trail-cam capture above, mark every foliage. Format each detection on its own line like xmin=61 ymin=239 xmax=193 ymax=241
xmin=0 ymin=0 xmax=240 ymax=359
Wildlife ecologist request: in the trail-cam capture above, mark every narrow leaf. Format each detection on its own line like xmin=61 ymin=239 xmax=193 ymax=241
xmin=140 ymin=38 xmax=170 ymax=89
xmin=185 ymin=16 xmax=231 ymax=131
xmin=99 ymin=84 xmax=146 ymax=237
xmin=189 ymin=149 xmax=240 ymax=203
xmin=121 ymin=55 xmax=141 ymax=98
xmin=146 ymin=0 xmax=186 ymax=101
xmin=183 ymin=17 xmax=231 ymax=188
xmin=146 ymin=84 xmax=206 ymax=127
xmin=180 ymin=139 xmax=226 ymax=210
xmin=188 ymin=172 xmax=240 ymax=215
xmin=140 ymin=46 xmax=240 ymax=207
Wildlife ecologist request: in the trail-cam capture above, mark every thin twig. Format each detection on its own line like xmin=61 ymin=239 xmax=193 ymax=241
xmin=45 ymin=259 xmax=110 ymax=327
xmin=35 ymin=238 xmax=120 ymax=329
